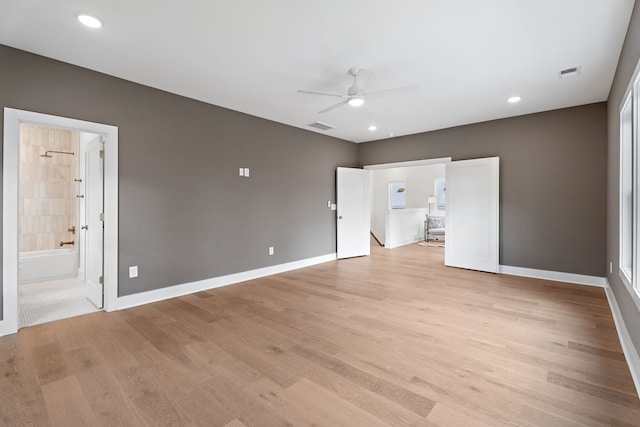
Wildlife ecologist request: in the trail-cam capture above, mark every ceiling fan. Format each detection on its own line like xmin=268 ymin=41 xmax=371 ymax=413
xmin=297 ymin=67 xmax=418 ymax=114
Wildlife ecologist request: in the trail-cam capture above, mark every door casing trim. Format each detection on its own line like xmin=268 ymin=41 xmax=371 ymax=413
xmin=1 ymin=108 xmax=118 ymax=335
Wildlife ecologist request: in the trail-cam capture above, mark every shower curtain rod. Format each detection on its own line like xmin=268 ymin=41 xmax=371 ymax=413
xmin=41 ymin=150 xmax=74 ymax=157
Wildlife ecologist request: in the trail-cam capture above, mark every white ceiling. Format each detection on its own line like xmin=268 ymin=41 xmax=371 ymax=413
xmin=0 ymin=0 xmax=635 ymax=143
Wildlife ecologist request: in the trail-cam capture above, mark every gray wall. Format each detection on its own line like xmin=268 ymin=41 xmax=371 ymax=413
xmin=359 ymin=103 xmax=608 ymax=276
xmin=0 ymin=45 xmax=358 ymax=317
xmin=607 ymin=1 xmax=640 ymax=357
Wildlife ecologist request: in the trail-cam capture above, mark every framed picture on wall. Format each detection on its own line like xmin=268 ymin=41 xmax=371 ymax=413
xmin=389 ymin=181 xmax=407 ymax=209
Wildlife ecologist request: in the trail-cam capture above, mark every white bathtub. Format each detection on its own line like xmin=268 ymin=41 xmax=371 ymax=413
xmin=19 ymin=249 xmax=78 ymax=284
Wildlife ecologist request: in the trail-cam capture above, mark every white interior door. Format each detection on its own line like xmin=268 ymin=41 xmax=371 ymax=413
xmin=445 ymin=157 xmax=499 ymax=273
xmin=84 ymin=137 xmax=104 ymax=308
xmin=337 ymin=167 xmax=370 ymax=259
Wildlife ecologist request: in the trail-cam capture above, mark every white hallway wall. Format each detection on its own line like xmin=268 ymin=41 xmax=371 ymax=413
xmin=370 ymin=163 xmax=445 ymax=245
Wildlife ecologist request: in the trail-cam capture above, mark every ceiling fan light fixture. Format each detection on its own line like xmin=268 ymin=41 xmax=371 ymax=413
xmin=78 ymin=14 xmax=102 ymax=28
xmin=298 ymin=68 xmax=417 ymax=114
xmin=348 ymin=97 xmax=365 ymax=107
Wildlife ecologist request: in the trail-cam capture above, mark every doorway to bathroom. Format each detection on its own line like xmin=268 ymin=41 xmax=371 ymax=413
xmin=17 ymin=123 xmax=103 ymax=327
xmin=2 ymin=108 xmax=119 ymax=336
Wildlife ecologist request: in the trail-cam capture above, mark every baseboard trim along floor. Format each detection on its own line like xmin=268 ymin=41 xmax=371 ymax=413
xmin=499 ymin=265 xmax=607 ymax=287
xmin=114 ymin=253 xmax=337 ymax=311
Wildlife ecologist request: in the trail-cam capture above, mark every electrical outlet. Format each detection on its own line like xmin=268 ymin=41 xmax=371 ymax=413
xmin=129 ymin=265 xmax=138 ymax=278
xmin=268 ymin=246 xmax=274 ymax=255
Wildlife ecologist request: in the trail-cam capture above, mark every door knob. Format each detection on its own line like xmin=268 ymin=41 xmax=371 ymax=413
xmin=81 ymin=225 xmax=88 ymax=230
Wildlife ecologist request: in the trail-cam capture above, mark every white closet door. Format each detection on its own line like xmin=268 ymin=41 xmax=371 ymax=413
xmin=445 ymin=157 xmax=499 ymax=273
xmin=337 ymin=167 xmax=370 ymax=259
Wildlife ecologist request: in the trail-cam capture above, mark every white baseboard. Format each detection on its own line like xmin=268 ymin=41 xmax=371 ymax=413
xmin=604 ymin=280 xmax=640 ymax=398
xmin=386 ymin=238 xmax=423 ymax=249
xmin=0 ymin=320 xmax=14 ymax=337
xmin=499 ymin=265 xmax=607 ymax=287
xmin=113 ymin=253 xmax=337 ymax=311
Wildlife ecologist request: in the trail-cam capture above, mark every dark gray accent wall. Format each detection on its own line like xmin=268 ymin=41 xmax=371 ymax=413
xmin=0 ymin=45 xmax=357 ymax=317
xmin=358 ymin=103 xmax=608 ymax=276
xmin=607 ymin=2 xmax=640 ymax=357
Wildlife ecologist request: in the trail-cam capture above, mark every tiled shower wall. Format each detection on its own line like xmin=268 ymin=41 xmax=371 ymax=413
xmin=19 ymin=124 xmax=79 ymax=252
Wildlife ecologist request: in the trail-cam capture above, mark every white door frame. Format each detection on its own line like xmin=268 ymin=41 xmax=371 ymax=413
xmin=1 ymin=108 xmax=119 ymax=336
xmin=363 ymin=157 xmax=452 ymax=170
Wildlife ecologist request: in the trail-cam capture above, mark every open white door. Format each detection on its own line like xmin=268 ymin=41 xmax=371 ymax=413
xmin=337 ymin=167 xmax=370 ymax=259
xmin=84 ymin=137 xmax=104 ymax=308
xmin=445 ymin=157 xmax=499 ymax=273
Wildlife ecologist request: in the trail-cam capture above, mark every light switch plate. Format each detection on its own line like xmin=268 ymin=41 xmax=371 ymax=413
xmin=239 ymin=168 xmax=244 ymax=176
xmin=129 ymin=266 xmax=138 ymax=278
xmin=268 ymin=246 xmax=274 ymax=255
xmin=244 ymin=168 xmax=250 ymax=177
xmin=330 ymin=204 xmax=336 ymax=211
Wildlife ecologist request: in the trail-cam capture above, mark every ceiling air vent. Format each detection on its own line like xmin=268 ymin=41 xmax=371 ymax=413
xmin=309 ymin=121 xmax=335 ymax=131
xmin=559 ymin=66 xmax=581 ymax=79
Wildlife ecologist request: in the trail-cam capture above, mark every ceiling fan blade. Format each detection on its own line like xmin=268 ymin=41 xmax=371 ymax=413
xmin=364 ymin=85 xmax=419 ymax=99
xmin=318 ymin=99 xmax=349 ymax=114
xmin=297 ymin=89 xmax=345 ymax=98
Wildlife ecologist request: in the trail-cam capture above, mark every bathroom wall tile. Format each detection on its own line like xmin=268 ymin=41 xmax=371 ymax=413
xmin=20 ymin=181 xmax=29 ymax=199
xmin=19 ymin=124 xmax=80 ymax=252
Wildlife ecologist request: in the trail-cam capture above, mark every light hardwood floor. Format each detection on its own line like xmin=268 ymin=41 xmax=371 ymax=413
xmin=1 ymin=244 xmax=639 ymax=426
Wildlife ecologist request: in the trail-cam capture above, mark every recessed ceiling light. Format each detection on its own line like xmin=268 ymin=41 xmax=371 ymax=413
xmin=368 ymin=125 xmax=377 ymax=131
xmin=348 ymin=97 xmax=365 ymax=107
xmin=78 ymin=14 xmax=102 ymax=29
xmin=507 ymin=96 xmax=521 ymax=104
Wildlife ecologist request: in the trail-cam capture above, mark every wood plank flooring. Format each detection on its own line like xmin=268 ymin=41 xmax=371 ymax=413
xmin=1 ymin=244 xmax=639 ymax=426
